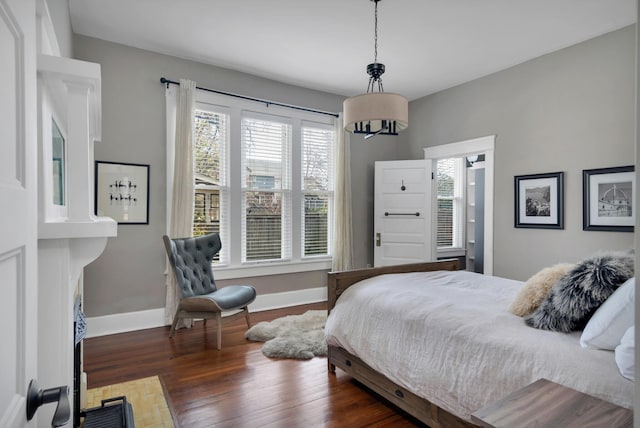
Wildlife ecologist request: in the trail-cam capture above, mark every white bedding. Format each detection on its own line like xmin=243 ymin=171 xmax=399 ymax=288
xmin=325 ymin=270 xmax=633 ymax=421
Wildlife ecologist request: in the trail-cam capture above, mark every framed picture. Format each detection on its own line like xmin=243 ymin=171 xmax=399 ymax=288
xmin=583 ymin=166 xmax=634 ymax=232
xmin=95 ymin=161 xmax=150 ymax=224
xmin=515 ymin=172 xmax=564 ymax=229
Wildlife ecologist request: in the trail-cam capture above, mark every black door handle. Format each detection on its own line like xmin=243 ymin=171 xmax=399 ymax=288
xmin=26 ymin=379 xmax=70 ymax=427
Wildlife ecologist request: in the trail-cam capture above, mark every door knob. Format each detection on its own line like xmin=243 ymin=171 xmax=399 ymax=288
xmin=26 ymin=379 xmax=70 ymax=427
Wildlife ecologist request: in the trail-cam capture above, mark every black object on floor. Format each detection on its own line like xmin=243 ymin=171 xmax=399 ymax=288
xmin=81 ymin=396 xmax=135 ymax=428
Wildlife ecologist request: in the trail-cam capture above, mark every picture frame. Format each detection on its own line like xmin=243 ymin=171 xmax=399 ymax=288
xmin=583 ymin=166 xmax=634 ymax=232
xmin=515 ymin=172 xmax=564 ymax=229
xmin=95 ymin=161 xmax=150 ymax=224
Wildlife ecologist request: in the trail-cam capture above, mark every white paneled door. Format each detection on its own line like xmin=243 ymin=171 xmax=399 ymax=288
xmin=0 ymin=0 xmax=37 ymax=427
xmin=374 ymin=160 xmax=433 ymax=267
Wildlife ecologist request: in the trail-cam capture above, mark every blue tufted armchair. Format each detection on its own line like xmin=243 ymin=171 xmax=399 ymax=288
xmin=163 ymin=233 xmax=257 ymax=349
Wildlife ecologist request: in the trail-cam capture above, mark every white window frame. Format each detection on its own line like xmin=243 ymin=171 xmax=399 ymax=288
xmin=166 ymin=87 xmax=334 ymax=280
xmin=192 ymin=104 xmax=231 ymax=263
xmin=301 ymin=121 xmax=335 ymax=260
xmin=435 ymin=157 xmax=465 ymax=254
xmin=240 ymin=111 xmax=293 ymax=264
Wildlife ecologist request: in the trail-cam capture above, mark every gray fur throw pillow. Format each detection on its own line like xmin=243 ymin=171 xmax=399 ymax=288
xmin=524 ymin=252 xmax=634 ymax=332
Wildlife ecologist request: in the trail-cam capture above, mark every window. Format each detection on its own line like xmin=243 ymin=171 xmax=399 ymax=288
xmin=436 ymin=158 xmax=464 ymax=250
xmin=52 ymin=119 xmax=65 ymax=206
xmin=177 ymin=89 xmax=335 ymax=277
xmin=302 ymin=125 xmax=334 ymax=257
xmin=424 ymin=136 xmax=495 ymax=275
xmin=193 ymin=108 xmax=229 ymax=262
xmin=241 ymin=116 xmax=291 ymax=262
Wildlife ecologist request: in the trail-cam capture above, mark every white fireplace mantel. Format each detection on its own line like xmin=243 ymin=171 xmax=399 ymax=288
xmin=36 ymin=53 xmax=116 ymax=427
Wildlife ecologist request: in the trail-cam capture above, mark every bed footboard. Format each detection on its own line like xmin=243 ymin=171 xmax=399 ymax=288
xmin=328 ymin=345 xmax=476 ymax=428
xmin=327 ymin=259 xmax=459 ymax=312
xmin=326 ymin=260 xmax=470 ymax=427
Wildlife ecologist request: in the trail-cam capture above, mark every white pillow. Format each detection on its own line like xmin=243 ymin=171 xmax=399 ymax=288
xmin=580 ymin=277 xmax=635 ymax=350
xmin=615 ymin=326 xmax=634 ymax=381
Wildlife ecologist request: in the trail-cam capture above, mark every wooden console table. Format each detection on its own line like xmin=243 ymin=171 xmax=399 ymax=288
xmin=471 ymin=378 xmax=632 ymax=428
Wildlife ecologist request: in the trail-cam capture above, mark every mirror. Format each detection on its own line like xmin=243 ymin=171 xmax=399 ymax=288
xmin=52 ymin=119 xmax=65 ymax=206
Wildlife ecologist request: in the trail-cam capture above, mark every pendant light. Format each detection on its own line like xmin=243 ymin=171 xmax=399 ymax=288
xmin=343 ymin=0 xmax=408 ymax=139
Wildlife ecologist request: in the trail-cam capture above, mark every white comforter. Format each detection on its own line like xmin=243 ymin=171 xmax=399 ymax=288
xmin=325 ymin=270 xmax=633 ymax=421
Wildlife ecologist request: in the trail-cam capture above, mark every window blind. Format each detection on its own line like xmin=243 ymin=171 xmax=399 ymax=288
xmin=241 ymin=116 xmax=292 ymax=261
xmin=436 ymin=158 xmax=455 ymax=248
xmin=302 ymin=125 xmax=334 ymax=256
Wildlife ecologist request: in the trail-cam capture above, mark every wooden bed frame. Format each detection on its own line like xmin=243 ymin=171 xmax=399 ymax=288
xmin=327 ymin=259 xmax=478 ymax=428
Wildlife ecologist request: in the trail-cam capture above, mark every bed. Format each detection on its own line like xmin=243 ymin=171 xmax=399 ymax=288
xmin=325 ymin=260 xmax=633 ymax=427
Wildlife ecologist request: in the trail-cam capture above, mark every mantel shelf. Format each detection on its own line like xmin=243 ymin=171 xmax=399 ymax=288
xmin=39 ymin=216 xmax=117 ymax=240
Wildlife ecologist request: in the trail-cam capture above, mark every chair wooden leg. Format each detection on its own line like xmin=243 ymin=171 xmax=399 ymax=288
xmin=169 ymin=310 xmax=181 ymax=337
xmin=244 ymin=307 xmax=252 ymax=328
xmin=215 ymin=312 xmax=222 ymax=350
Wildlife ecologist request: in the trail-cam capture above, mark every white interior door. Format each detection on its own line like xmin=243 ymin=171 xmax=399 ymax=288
xmin=374 ymin=160 xmax=433 ymax=267
xmin=0 ymin=0 xmax=38 ymax=426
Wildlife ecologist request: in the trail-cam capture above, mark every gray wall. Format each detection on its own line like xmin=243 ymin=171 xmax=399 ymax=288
xmin=74 ymin=35 xmax=401 ymax=317
xmin=406 ymin=25 xmax=636 ymax=281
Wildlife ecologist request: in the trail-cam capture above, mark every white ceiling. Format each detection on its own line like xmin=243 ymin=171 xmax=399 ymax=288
xmin=68 ymin=0 xmax=636 ymax=101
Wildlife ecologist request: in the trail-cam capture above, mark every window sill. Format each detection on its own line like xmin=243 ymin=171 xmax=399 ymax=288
xmin=214 ymin=258 xmax=332 ymax=280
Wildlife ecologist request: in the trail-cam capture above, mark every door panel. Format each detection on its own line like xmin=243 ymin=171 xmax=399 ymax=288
xmin=384 ymin=217 xmax=425 ymax=234
xmin=383 ymin=242 xmax=427 ymax=259
xmin=0 ymin=0 xmax=37 ymax=427
xmin=382 ymin=193 xmax=426 ymax=210
xmin=374 ymin=160 xmax=432 ymax=267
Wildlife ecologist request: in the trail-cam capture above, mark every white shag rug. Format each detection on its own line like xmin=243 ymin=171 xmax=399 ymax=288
xmin=245 ymin=310 xmax=327 ymax=359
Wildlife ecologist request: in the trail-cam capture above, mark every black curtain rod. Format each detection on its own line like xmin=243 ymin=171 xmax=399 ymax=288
xmin=160 ymin=77 xmax=339 ymax=118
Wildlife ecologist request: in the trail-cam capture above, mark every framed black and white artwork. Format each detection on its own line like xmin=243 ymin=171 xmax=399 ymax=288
xmin=515 ymin=172 xmax=564 ymax=229
xmin=95 ymin=161 xmax=150 ymax=224
xmin=583 ymin=166 xmax=634 ymax=232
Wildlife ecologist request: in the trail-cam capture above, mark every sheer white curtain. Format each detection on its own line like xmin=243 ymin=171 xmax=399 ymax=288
xmin=164 ymin=79 xmax=196 ymax=326
xmin=332 ymin=116 xmax=354 ymax=271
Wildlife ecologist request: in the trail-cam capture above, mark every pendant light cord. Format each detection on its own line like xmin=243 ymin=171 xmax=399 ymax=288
xmin=373 ymin=0 xmax=378 ymax=63
xmin=367 ymin=0 xmax=384 ymax=93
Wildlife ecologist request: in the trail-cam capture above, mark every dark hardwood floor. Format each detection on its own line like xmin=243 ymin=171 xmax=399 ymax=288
xmin=84 ymin=303 xmax=424 ymax=427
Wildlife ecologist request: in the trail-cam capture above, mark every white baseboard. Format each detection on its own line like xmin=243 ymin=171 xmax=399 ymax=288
xmin=86 ymin=307 xmax=165 ymax=338
xmin=86 ymin=286 xmax=327 ymax=338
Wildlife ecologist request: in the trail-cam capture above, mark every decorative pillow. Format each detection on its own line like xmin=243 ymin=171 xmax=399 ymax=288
xmin=524 ymin=252 xmax=634 ymax=332
xmin=580 ymin=277 xmax=634 ymax=350
xmin=508 ymin=263 xmax=574 ymax=317
xmin=615 ymin=326 xmax=634 ymax=381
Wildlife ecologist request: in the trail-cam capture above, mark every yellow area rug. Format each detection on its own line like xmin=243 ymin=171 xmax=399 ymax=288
xmin=85 ymin=376 xmax=174 ymax=427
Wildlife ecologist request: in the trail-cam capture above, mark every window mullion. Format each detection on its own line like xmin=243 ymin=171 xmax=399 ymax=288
xmin=228 ymin=109 xmax=243 ymax=265
xmin=291 ymin=119 xmax=302 ymax=261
